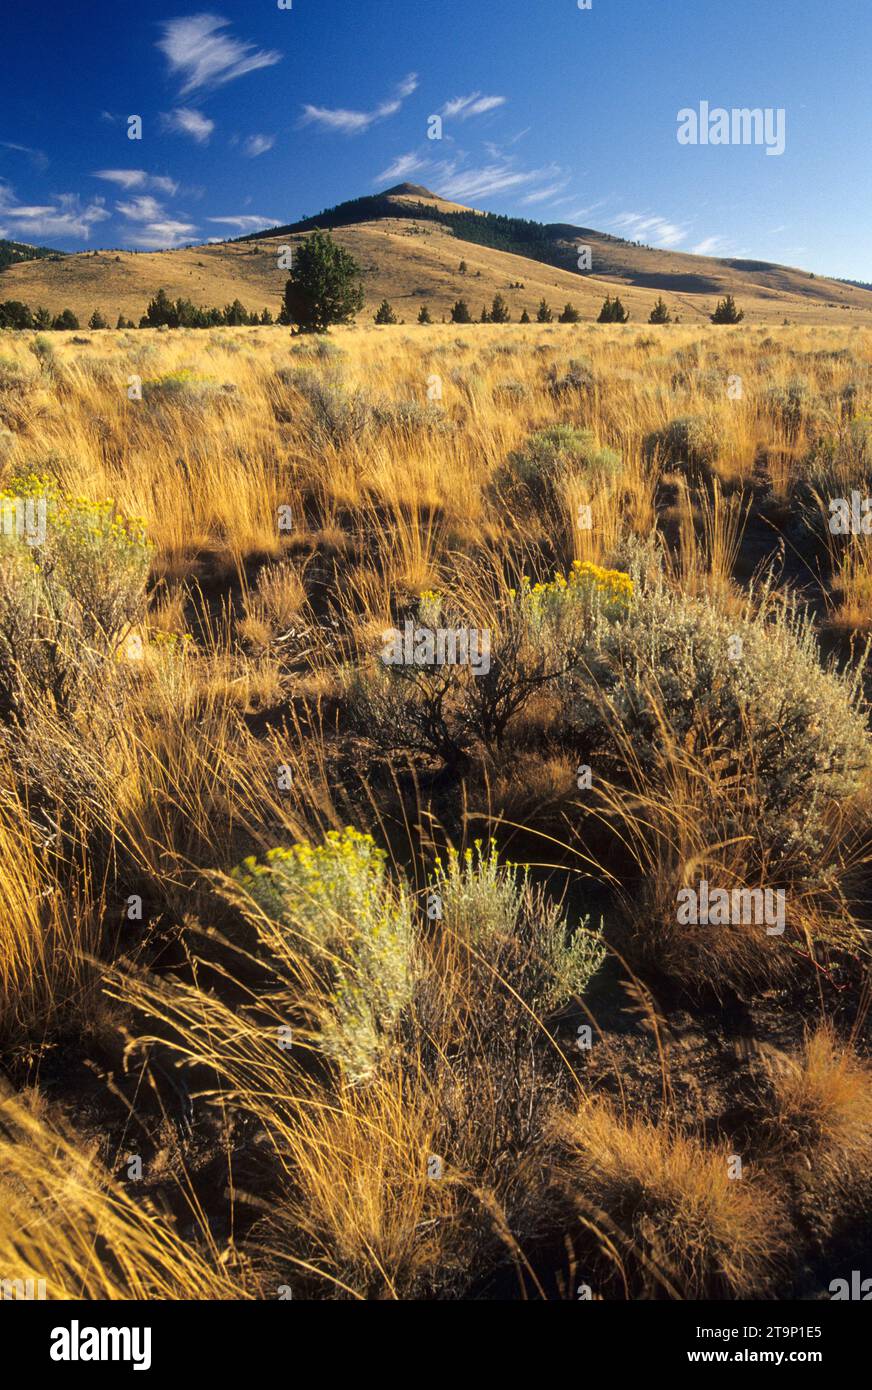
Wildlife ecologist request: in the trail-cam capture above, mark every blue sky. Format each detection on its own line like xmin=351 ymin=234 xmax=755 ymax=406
xmin=1 ymin=0 xmax=869 ymax=278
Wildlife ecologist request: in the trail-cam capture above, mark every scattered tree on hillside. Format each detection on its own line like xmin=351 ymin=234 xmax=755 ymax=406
xmin=142 ymin=288 xmax=175 ymax=327
xmin=51 ymin=309 xmax=79 ymax=330
xmin=88 ymin=309 xmax=108 ymax=329
xmin=536 ymin=299 xmax=553 ymax=323
xmin=597 ymin=294 xmax=630 ymax=323
xmin=480 ymin=305 xmax=490 ymax=323
xmin=34 ymin=307 xmax=53 ymax=329
xmin=280 ymin=230 xmax=365 ymax=334
xmin=649 ymin=296 xmax=672 ymax=324
xmin=520 ymin=308 xmax=531 ymax=323
xmin=374 ymin=299 xmax=398 ymax=324
xmin=0 ymin=301 xmax=34 ymax=329
xmin=458 ymin=260 xmax=468 ymax=275
xmin=711 ymin=294 xmax=744 ymax=324
xmin=490 ymin=293 xmax=511 ymax=323
xmin=451 ymin=299 xmax=473 ymax=324
xmin=417 ymin=304 xmax=432 ymax=324
xmin=558 ymin=302 xmax=581 ymax=323
xmin=223 ymin=299 xmax=251 ymax=326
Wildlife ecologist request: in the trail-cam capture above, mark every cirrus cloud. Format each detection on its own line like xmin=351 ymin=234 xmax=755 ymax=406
xmin=0 ymin=184 xmax=109 ymax=241
xmin=93 ymin=169 xmax=179 ymax=195
xmin=157 ymin=14 xmax=281 ymax=95
xmin=301 ymin=73 xmax=418 ymax=135
xmin=161 ymin=108 xmax=215 ymax=143
xmin=441 ymin=94 xmax=506 ymax=121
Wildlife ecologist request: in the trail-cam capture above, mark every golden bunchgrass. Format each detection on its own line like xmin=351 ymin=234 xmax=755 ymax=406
xmin=0 ymin=320 xmax=871 ymax=1299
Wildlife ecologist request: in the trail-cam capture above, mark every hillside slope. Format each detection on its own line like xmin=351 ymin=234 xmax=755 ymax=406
xmin=2 ymin=185 xmax=870 ymax=327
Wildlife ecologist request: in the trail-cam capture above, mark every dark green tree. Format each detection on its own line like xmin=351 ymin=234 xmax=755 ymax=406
xmin=281 ymin=230 xmax=365 ymax=334
xmin=711 ymin=294 xmax=744 ymax=324
xmin=223 ymin=299 xmax=251 ymax=326
xmin=490 ymin=293 xmax=511 ymax=323
xmin=51 ymin=308 xmax=79 ymax=330
xmin=480 ymin=304 xmax=490 ymax=323
xmin=450 ymin=299 xmax=473 ymax=324
xmin=143 ymin=288 xmax=176 ymax=327
xmin=597 ymin=295 xmax=630 ymax=323
xmin=0 ymin=300 xmax=34 ymax=329
xmin=34 ymin=307 xmax=53 ymax=329
xmin=536 ymin=298 xmax=553 ymax=323
xmin=417 ymin=304 xmax=432 ymax=324
xmin=519 ymin=308 xmax=531 ymax=324
xmin=558 ymin=302 xmax=581 ymax=323
xmin=649 ymin=296 xmax=672 ymax=324
xmin=88 ymin=309 xmax=108 ymax=329
xmin=374 ymin=299 xmax=398 ymax=324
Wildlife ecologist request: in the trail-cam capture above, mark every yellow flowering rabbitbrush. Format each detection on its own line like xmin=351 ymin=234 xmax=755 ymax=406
xmin=233 ymin=827 xmax=417 ymax=1083
xmin=0 ymin=472 xmax=151 ymax=722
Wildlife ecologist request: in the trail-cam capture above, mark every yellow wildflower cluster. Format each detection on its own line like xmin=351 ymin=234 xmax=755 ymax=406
xmin=3 ymin=472 xmax=149 ymax=550
xmin=512 ymin=560 xmax=633 ymax=616
xmin=232 ymin=827 xmax=415 ymax=1084
xmin=234 ymin=826 xmax=382 ymax=889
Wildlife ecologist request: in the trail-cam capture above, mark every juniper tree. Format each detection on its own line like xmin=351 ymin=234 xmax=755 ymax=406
xmin=711 ymin=295 xmax=744 ymax=324
xmin=536 ymin=299 xmax=553 ymax=323
xmin=649 ymin=297 xmax=672 ymax=324
xmin=597 ymin=295 xmax=630 ymax=323
xmin=281 ymin=230 xmax=365 ymax=334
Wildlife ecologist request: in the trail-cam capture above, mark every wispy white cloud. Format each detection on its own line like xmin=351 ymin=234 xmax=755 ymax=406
xmin=116 ymin=195 xmax=167 ymax=222
xmin=436 ymin=160 xmax=563 ymax=204
xmin=93 ymin=169 xmax=179 ymax=195
xmin=162 ymin=108 xmax=215 ymax=144
xmin=157 ymin=14 xmax=281 ymax=95
xmin=207 ymin=214 xmax=277 ymax=230
xmin=441 ymin=93 xmax=506 ymax=120
xmin=521 ymin=179 xmax=571 ymax=206
xmin=610 ymin=211 xmax=688 ymax=249
xmin=241 ymin=134 xmax=275 ymax=157
xmin=0 ymin=141 xmax=49 ymax=170
xmin=690 ymin=235 xmax=730 ymax=256
xmin=128 ymin=219 xmax=198 ymax=250
xmin=0 ymin=186 xmax=109 ymax=241
xmin=565 ymin=199 xmax=609 ymax=222
xmin=301 ymin=73 xmax=418 ymax=134
xmin=375 ymin=151 xmax=429 ymax=184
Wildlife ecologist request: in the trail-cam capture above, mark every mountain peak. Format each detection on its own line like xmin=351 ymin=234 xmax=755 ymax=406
xmin=382 ymin=182 xmax=440 ymax=199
